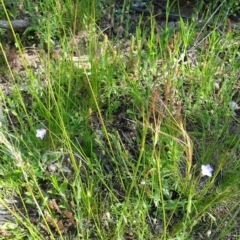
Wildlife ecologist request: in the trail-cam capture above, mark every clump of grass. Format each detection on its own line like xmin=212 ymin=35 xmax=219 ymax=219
xmin=0 ymin=0 xmax=239 ymax=239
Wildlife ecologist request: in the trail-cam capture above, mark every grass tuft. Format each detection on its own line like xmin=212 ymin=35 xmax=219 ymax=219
xmin=0 ymin=0 xmax=239 ymax=239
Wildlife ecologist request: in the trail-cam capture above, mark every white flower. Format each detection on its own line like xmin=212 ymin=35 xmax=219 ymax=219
xmin=36 ymin=128 xmax=47 ymax=139
xmin=201 ymin=164 xmax=213 ymax=177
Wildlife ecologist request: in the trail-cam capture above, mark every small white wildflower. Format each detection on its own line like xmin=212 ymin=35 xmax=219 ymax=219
xmin=201 ymin=164 xmax=213 ymax=177
xmin=36 ymin=128 xmax=47 ymax=139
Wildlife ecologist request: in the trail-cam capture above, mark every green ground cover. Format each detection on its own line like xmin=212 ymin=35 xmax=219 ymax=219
xmin=0 ymin=0 xmax=239 ymax=239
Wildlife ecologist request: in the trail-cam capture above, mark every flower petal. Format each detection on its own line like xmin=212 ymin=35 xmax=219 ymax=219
xmin=201 ymin=164 xmax=213 ymax=177
xmin=36 ymin=128 xmax=47 ymax=139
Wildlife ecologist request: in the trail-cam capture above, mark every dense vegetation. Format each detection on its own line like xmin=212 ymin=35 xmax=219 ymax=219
xmin=0 ymin=0 xmax=239 ymax=239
